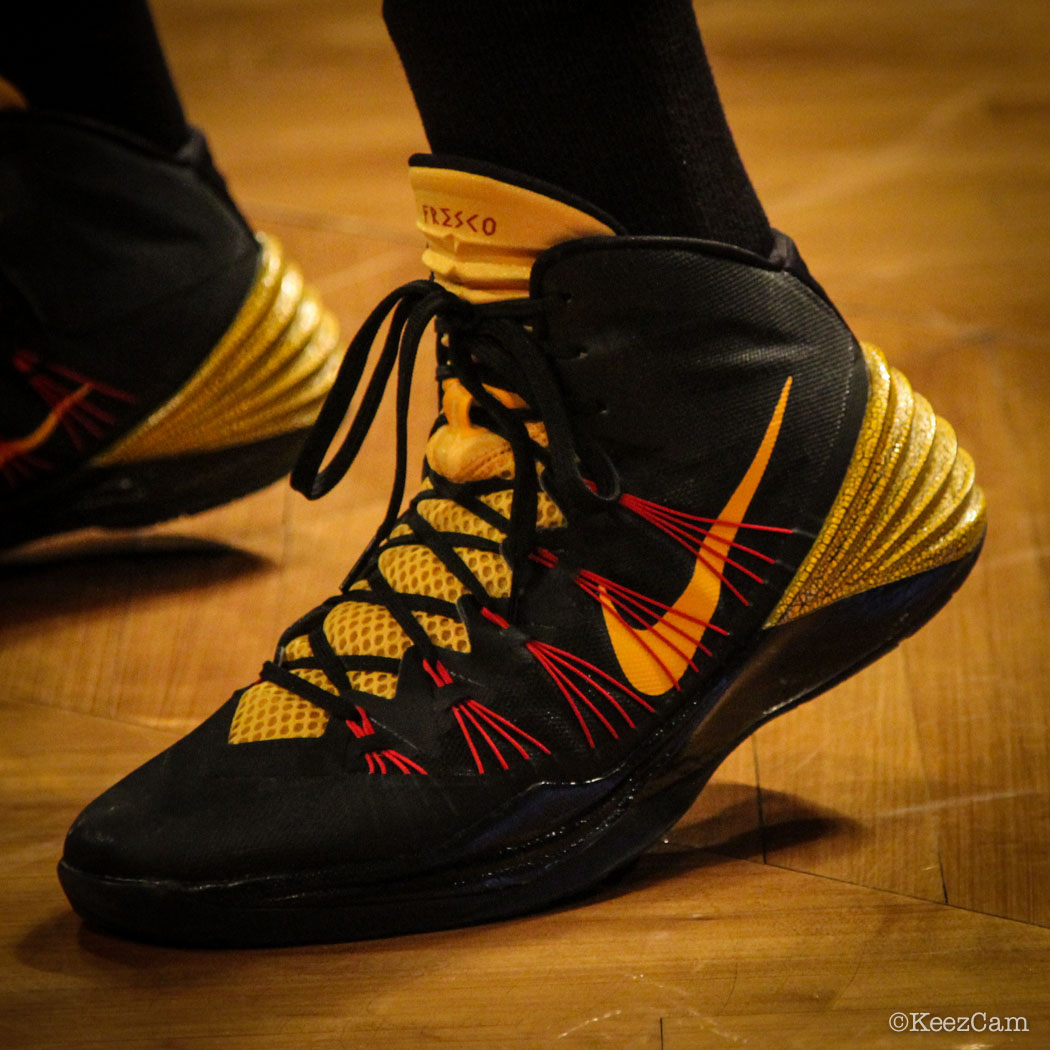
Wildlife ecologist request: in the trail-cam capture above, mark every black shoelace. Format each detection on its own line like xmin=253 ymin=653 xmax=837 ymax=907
xmin=267 ymin=277 xmax=620 ymax=714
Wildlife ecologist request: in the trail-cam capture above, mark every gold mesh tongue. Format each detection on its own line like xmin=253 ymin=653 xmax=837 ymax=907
xmin=411 ymin=163 xmax=615 ymax=303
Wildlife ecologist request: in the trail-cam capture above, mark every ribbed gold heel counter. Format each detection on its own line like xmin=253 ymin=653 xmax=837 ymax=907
xmin=767 ymin=343 xmax=986 ymax=626
xmin=94 ymin=234 xmax=340 ymax=464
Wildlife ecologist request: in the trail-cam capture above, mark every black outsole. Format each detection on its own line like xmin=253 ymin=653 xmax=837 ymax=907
xmin=57 ymin=543 xmax=982 ymax=947
xmin=1 ymin=429 xmax=310 ymax=551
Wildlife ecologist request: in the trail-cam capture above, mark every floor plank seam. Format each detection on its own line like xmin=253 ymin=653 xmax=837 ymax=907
xmin=754 ymin=854 xmax=1049 ymax=930
xmin=0 ymin=697 xmax=188 ymax=739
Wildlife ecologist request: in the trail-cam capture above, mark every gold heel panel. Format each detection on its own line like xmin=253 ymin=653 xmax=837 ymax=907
xmin=767 ymin=343 xmax=986 ymax=626
xmin=95 ymin=234 xmax=340 ymax=464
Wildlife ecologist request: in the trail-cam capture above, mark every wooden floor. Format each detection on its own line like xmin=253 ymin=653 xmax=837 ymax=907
xmin=4 ymin=1 xmax=1050 ymax=1046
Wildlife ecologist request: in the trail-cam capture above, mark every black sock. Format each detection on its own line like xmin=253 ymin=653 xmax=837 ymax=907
xmin=0 ymin=1 xmax=190 ymax=154
xmin=383 ymin=0 xmax=772 ymax=255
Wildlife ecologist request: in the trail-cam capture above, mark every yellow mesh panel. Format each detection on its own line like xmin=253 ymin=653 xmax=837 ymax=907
xmin=324 ymin=601 xmax=413 ymax=659
xmin=229 ymin=679 xmax=329 ymax=744
xmin=232 ymin=377 xmax=569 ymax=739
xmin=378 ymin=544 xmax=467 ymax=603
xmin=454 ymin=548 xmax=512 ymax=598
xmin=348 ymin=669 xmax=398 ymax=699
xmin=418 ymin=497 xmax=505 ymax=543
xmin=481 ymin=490 xmax=511 ymax=515
xmin=283 ymin=635 xmax=313 ymax=660
xmin=289 ymin=668 xmax=335 ymax=693
xmin=481 ymin=490 xmax=565 ymax=530
xmin=229 ymin=654 xmax=400 ymax=743
xmin=415 ymin=612 xmax=471 ymax=651
xmin=537 ymin=493 xmax=566 ymax=530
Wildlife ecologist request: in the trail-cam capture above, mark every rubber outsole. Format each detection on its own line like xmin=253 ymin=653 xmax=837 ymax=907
xmin=1 ymin=429 xmax=309 ymax=550
xmin=57 ymin=542 xmax=982 ymax=947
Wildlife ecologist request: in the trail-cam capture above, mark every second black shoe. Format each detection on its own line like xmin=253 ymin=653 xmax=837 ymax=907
xmin=0 ymin=108 xmax=339 ymax=549
xmin=59 ymin=157 xmax=985 ymax=946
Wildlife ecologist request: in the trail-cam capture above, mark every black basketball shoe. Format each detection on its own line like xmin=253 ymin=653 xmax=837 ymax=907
xmin=0 ymin=108 xmax=339 ymax=549
xmin=58 ymin=156 xmax=985 ymax=945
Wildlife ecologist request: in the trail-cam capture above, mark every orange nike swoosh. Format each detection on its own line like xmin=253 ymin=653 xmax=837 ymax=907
xmin=602 ymin=377 xmax=792 ymax=695
xmin=0 ymin=384 xmax=92 ymax=469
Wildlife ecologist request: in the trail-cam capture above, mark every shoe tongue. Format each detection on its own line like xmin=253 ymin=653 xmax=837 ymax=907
xmin=410 ymin=158 xmax=617 ymax=304
xmin=413 ymin=158 xmax=617 ymax=482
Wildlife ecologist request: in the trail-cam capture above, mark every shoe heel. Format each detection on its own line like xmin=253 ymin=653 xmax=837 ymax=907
xmin=646 ymin=342 xmax=988 ymax=801
xmin=767 ymin=342 xmax=985 ymax=626
xmin=94 ymin=234 xmax=339 ymax=466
